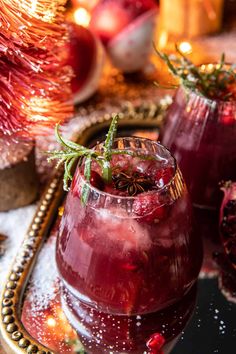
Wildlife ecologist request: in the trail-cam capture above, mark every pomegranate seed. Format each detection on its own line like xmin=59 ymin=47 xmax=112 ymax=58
xmin=146 ymin=332 xmax=165 ymax=354
xmin=133 ymin=193 xmax=166 ymax=223
xmin=122 ymin=262 xmax=138 ymax=271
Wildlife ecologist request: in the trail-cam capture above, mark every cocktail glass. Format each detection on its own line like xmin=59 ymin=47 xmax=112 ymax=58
xmin=56 ymin=137 xmax=202 ymax=352
xmin=160 ymin=86 xmax=236 ymax=210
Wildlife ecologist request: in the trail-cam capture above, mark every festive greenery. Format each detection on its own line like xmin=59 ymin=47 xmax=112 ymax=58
xmin=155 ymin=45 xmax=236 ymax=100
xmin=48 ymin=115 xmax=119 ymax=193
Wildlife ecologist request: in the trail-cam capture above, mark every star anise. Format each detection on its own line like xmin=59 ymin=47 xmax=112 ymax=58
xmin=0 ymin=233 xmax=7 ymax=257
xmin=112 ymin=171 xmax=153 ymax=196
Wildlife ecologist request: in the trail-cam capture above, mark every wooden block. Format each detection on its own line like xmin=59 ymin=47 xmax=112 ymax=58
xmin=0 ymin=139 xmax=39 ymax=211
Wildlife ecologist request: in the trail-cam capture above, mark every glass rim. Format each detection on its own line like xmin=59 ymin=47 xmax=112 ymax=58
xmin=76 ymin=136 xmax=180 ymax=202
xmin=182 ymin=87 xmax=236 ymax=105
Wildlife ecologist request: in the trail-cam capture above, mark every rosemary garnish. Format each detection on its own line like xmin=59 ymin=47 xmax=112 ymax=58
xmin=102 ymin=114 xmax=118 ymax=183
xmin=48 ymin=115 xmax=160 ymax=203
xmin=155 ymin=45 xmax=236 ymax=100
xmin=48 ymin=115 xmax=120 ymax=203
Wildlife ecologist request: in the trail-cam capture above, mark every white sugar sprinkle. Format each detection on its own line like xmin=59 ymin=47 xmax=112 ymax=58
xmin=27 ymin=237 xmax=59 ymax=315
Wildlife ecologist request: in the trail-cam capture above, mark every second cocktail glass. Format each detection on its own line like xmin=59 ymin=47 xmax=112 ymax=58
xmin=160 ymin=86 xmax=236 ymax=210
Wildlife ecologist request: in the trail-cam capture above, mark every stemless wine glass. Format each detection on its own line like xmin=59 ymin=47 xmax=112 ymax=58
xmin=160 ymin=85 xmax=236 ymax=210
xmin=56 ymin=137 xmax=202 ymax=318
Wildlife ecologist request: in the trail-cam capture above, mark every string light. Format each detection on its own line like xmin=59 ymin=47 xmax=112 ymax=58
xmin=158 ymin=30 xmax=168 ymax=49
xmin=207 ymin=63 xmax=214 ymax=71
xmin=179 ymin=41 xmax=192 ymax=54
xmin=73 ymin=7 xmax=91 ymax=27
xmin=47 ymin=317 xmax=56 ymax=327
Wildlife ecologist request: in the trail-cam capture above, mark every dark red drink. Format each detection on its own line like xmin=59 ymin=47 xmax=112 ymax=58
xmin=160 ymin=86 xmax=236 ymax=210
xmin=56 ymin=137 xmax=202 ymax=317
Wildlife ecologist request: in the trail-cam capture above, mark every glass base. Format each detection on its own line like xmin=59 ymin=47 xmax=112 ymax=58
xmin=60 ymin=284 xmax=197 ymax=354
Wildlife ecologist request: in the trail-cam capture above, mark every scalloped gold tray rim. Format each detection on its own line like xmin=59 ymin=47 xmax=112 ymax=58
xmin=0 ymin=103 xmax=165 ymax=354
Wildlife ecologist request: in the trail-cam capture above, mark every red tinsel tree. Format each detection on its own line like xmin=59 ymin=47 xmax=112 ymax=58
xmin=0 ymin=0 xmax=73 ymax=137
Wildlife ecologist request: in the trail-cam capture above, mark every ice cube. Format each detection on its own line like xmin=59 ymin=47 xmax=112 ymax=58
xmin=134 ymin=159 xmax=155 ymax=173
xmin=95 ymin=208 xmax=151 ymax=251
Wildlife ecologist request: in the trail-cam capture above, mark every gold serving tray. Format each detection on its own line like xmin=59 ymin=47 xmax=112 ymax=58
xmin=0 ymin=104 xmax=164 ymax=354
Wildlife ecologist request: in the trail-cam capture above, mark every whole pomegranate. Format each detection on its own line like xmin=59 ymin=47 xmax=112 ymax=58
xmin=219 ymin=181 xmax=236 ymax=269
xmin=89 ymin=0 xmax=158 ymax=72
xmin=65 ymin=22 xmax=104 ymax=104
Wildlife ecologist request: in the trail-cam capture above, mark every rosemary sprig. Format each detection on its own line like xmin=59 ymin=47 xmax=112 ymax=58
xmin=48 ymin=116 xmax=160 ymax=204
xmin=81 ymin=154 xmax=92 ymax=205
xmin=48 ymin=115 xmax=119 ymax=196
xmin=102 ymin=114 xmax=118 ymax=183
xmin=155 ymin=45 xmax=236 ymax=100
xmin=48 ymin=124 xmax=94 ymax=191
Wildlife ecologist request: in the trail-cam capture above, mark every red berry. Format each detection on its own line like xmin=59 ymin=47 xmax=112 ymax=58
xmin=155 ymin=166 xmax=174 ymax=188
xmin=90 ymin=171 xmax=105 ymax=190
xmin=122 ymin=262 xmax=138 ymax=271
xmin=146 ymin=332 xmax=165 ymax=354
xmin=221 ymin=105 xmax=235 ymax=125
xmin=133 ymin=193 xmax=166 ymax=223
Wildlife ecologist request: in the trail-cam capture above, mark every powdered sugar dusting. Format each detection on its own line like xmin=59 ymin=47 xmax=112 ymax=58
xmin=0 ymin=204 xmax=37 ymax=294
xmin=28 ymin=236 xmax=59 ymax=315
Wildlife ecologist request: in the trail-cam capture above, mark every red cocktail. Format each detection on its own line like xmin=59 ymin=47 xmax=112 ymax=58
xmin=160 ymin=86 xmax=236 ymax=210
xmin=56 ymin=137 xmax=202 ymax=317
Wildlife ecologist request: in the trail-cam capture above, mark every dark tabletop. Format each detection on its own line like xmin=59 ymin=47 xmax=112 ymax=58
xmin=172 ymin=278 xmax=236 ymax=354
